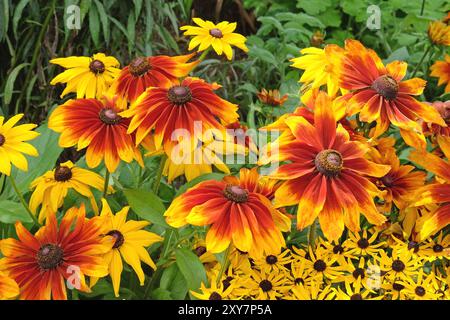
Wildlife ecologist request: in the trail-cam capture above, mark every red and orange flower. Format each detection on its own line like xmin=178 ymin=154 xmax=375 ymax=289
xmin=270 ymin=92 xmax=390 ymax=241
xmin=430 ymin=54 xmax=450 ymax=93
xmin=111 ymin=53 xmax=199 ymax=105
xmin=337 ymin=39 xmax=445 ymax=141
xmin=164 ymin=167 xmax=288 ymax=258
xmin=0 ymin=205 xmax=111 ymax=300
xmin=121 ymin=77 xmax=239 ymax=150
xmin=48 ymin=96 xmax=143 ymax=172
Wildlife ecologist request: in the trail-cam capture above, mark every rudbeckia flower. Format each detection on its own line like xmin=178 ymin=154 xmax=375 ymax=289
xmin=164 ymin=168 xmax=288 ymax=258
xmin=270 ymin=92 xmax=390 ymax=241
xmin=121 ymin=77 xmax=239 ymax=150
xmin=29 ymin=160 xmax=108 ymax=223
xmin=290 ymin=44 xmax=344 ymax=97
xmin=243 ymin=268 xmax=292 ymax=300
xmin=409 ymin=138 xmax=450 ymax=239
xmin=334 ymin=281 xmax=382 ymax=300
xmin=289 ymin=282 xmax=335 ymax=300
xmin=0 ymin=271 xmax=19 ymax=300
xmin=111 ymin=53 xmax=199 ymax=105
xmin=428 ymin=21 xmax=450 ymax=46
xmin=48 ymin=96 xmax=143 ymax=172
xmin=180 ymin=18 xmax=248 ymax=60
xmin=430 ymin=54 xmax=450 ymax=93
xmin=343 ymin=230 xmax=385 ymax=258
xmin=337 ymin=39 xmax=445 ymax=140
xmin=0 ymin=113 xmax=39 ymax=175
xmin=257 ymin=89 xmax=288 ymax=107
xmin=97 ymin=199 xmax=163 ymax=297
xmin=0 ymin=205 xmax=112 ymax=300
xmin=50 ymin=53 xmax=121 ymax=99
xmin=398 ymin=269 xmax=441 ymax=300
xmin=378 ymin=247 xmax=420 ymax=281
xmin=191 ymin=275 xmax=235 ymax=300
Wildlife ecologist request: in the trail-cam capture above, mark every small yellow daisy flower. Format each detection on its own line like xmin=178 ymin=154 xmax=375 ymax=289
xmin=180 ymin=18 xmax=248 ymax=60
xmin=398 ymin=269 xmax=442 ymax=300
xmin=377 ymin=247 xmax=420 ymax=281
xmin=252 ymin=249 xmax=292 ymax=273
xmin=50 ymin=53 xmax=121 ymax=99
xmin=344 ymin=229 xmax=385 ymax=258
xmin=0 ymin=113 xmax=39 ymax=175
xmin=334 ymin=281 xmax=383 ymax=300
xmin=289 ymin=281 xmax=335 ymax=300
xmin=242 ymin=268 xmax=292 ymax=300
xmin=428 ymin=21 xmax=450 ymax=46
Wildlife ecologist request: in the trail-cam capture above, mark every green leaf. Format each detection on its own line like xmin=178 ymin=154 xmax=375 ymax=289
xmin=159 ymin=263 xmax=188 ymax=299
xmin=176 ymin=173 xmax=225 ymax=196
xmin=296 ymin=0 xmax=332 ymax=15
xmin=0 ymin=200 xmax=33 ymax=224
xmin=123 ymin=188 xmax=168 ymax=227
xmin=248 ymin=46 xmax=278 ymax=66
xmin=175 ymin=248 xmax=207 ymax=292
xmin=0 ymin=0 xmax=9 ymax=41
xmin=384 ymin=47 xmax=409 ymax=64
xmin=89 ymin=3 xmax=100 ymax=47
xmin=4 ymin=63 xmax=30 ymax=106
xmin=151 ymin=288 xmax=173 ymax=300
xmin=12 ymin=0 xmax=30 ymax=39
xmin=127 ymin=12 xmax=136 ymax=53
xmin=94 ymin=0 xmax=110 ymax=45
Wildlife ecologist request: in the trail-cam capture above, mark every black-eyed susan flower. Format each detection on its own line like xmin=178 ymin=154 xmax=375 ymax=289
xmin=428 ymin=21 xmax=450 ymax=46
xmin=243 ymin=268 xmax=292 ymax=300
xmin=338 ymin=257 xmax=380 ymax=290
xmin=49 ymin=96 xmax=143 ymax=173
xmin=430 ymin=55 xmax=450 ymax=93
xmin=334 ymin=281 xmax=382 ymax=300
xmin=337 ymin=39 xmax=445 ymax=140
xmin=378 ymin=247 xmax=420 ymax=281
xmin=180 ymin=18 xmax=248 ymax=60
xmin=381 ymin=281 xmax=409 ymax=300
xmin=344 ymin=230 xmax=385 ymax=258
xmin=288 ymin=281 xmax=335 ymax=300
xmin=398 ymin=269 xmax=441 ymax=300
xmin=50 ymin=53 xmax=121 ymax=99
xmin=252 ymin=249 xmax=292 ymax=273
xmin=111 ymin=53 xmax=199 ymax=105
xmin=0 ymin=271 xmax=19 ymax=300
xmin=191 ymin=273 xmax=235 ymax=300
xmin=304 ymin=247 xmax=343 ymax=282
xmin=316 ymin=238 xmax=355 ymax=264
xmin=164 ymin=168 xmax=288 ymax=258
xmin=120 ymin=77 xmax=239 ymax=150
xmin=29 ymin=160 xmax=107 ymax=223
xmin=0 ymin=205 xmax=112 ymax=300
xmin=291 ymin=259 xmax=316 ymax=287
xmin=0 ymin=113 xmax=39 ymax=175
xmin=97 ymin=199 xmax=163 ymax=297
xmin=418 ymin=232 xmax=450 ymax=261
xmin=269 ymin=92 xmax=390 ymax=241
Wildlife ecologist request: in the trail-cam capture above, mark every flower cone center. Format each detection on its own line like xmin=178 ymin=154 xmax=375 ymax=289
xmin=89 ymin=59 xmax=105 ymax=74
xmin=167 ymin=86 xmax=192 ymax=105
xmin=224 ymin=185 xmax=249 ymax=203
xmin=259 ymin=280 xmax=273 ymax=292
xmin=54 ymin=165 xmax=72 ymax=182
xmin=209 ymin=28 xmax=223 ymax=38
xmin=37 ymin=244 xmax=64 ymax=270
xmin=315 ymin=149 xmax=343 ymax=177
xmin=99 ymin=108 xmax=122 ymax=125
xmin=0 ymin=134 xmax=5 ymax=147
xmin=372 ymin=75 xmax=398 ymax=100
xmin=107 ymin=230 xmax=125 ymax=249
xmin=129 ymin=57 xmax=151 ymax=76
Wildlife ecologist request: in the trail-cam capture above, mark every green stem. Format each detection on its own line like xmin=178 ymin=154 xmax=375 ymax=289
xmin=411 ymin=45 xmax=432 ymax=78
xmin=152 ymin=155 xmax=167 ymax=195
xmin=216 ymin=245 xmax=232 ymax=286
xmin=103 ymin=171 xmax=110 ymax=198
xmin=308 ymin=219 xmax=317 ymax=250
xmin=198 ymin=47 xmax=212 ymax=62
xmin=420 ymin=0 xmax=426 ymax=15
xmin=9 ymin=175 xmax=40 ymax=227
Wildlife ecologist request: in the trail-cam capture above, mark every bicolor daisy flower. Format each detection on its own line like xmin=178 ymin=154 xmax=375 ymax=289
xmin=270 ymin=92 xmax=390 ymax=241
xmin=0 ymin=271 xmax=19 ymax=300
xmin=48 ymin=97 xmax=143 ymax=172
xmin=29 ymin=161 xmax=108 ymax=223
xmin=257 ymin=89 xmax=288 ymax=107
xmin=180 ymin=18 xmax=248 ymax=60
xmin=121 ymin=77 xmax=239 ymax=150
xmin=0 ymin=205 xmax=112 ymax=300
xmin=50 ymin=53 xmax=121 ymax=99
xmin=111 ymin=53 xmax=199 ymax=105
xmin=0 ymin=114 xmax=39 ymax=175
xmin=96 ymin=199 xmax=163 ymax=297
xmin=337 ymin=39 xmax=445 ymax=139
xmin=430 ymin=54 xmax=450 ymax=93
xmin=428 ymin=21 xmax=450 ymax=46
xmin=164 ymin=168 xmax=288 ymax=258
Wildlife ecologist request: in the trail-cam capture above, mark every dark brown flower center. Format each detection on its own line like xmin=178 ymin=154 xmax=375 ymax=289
xmin=313 ymin=259 xmax=327 ymax=272
xmin=294 ymin=277 xmax=304 ymax=285
xmin=266 ymin=255 xmax=278 ymax=265
xmin=392 ymin=283 xmax=404 ymax=291
xmin=408 ymin=241 xmax=419 ymax=253
xmin=37 ymin=244 xmax=64 ymax=270
xmin=392 ymin=259 xmax=405 ymax=272
xmin=167 ymin=86 xmax=192 ymax=105
xmin=259 ymin=280 xmax=273 ymax=292
xmin=381 ymin=174 xmax=395 ymax=188
xmin=333 ymin=244 xmax=344 ymax=254
xmin=315 ymin=149 xmax=343 ymax=177
xmin=107 ymin=230 xmax=125 ymax=249
xmin=99 ymin=108 xmax=122 ymax=125
xmin=357 ymin=238 xmax=370 ymax=249
xmin=194 ymin=245 xmax=207 ymax=257
xmin=350 ymin=293 xmax=363 ymax=300
xmin=54 ymin=165 xmax=72 ymax=182
xmin=222 ymin=276 xmax=233 ymax=290
xmin=433 ymin=244 xmax=444 ymax=252
xmin=352 ymin=268 xmax=366 ymax=279
xmin=415 ymin=286 xmax=426 ymax=297
xmin=372 ymin=75 xmax=398 ymax=100
xmin=209 ymin=291 xmax=222 ymax=300
xmin=0 ymin=134 xmax=5 ymax=147
xmin=129 ymin=57 xmax=151 ymax=77
xmin=209 ymin=28 xmax=223 ymax=38
xmin=223 ymin=185 xmax=249 ymax=203
xmin=89 ymin=59 xmax=105 ymax=74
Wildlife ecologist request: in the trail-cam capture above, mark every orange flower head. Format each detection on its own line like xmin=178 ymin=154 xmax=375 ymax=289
xmin=121 ymin=77 xmax=239 ymax=150
xmin=422 ymin=100 xmax=450 ymax=138
xmin=112 ymin=53 xmax=199 ymax=104
xmin=0 ymin=205 xmax=111 ymax=300
xmin=430 ymin=55 xmax=450 ymax=93
xmin=257 ymin=89 xmax=288 ymax=107
xmin=270 ymin=92 xmax=390 ymax=241
xmin=164 ymin=168 xmax=288 ymax=258
xmin=48 ymin=96 xmax=143 ymax=172
xmin=428 ymin=21 xmax=450 ymax=46
xmin=338 ymin=39 xmax=445 ymax=139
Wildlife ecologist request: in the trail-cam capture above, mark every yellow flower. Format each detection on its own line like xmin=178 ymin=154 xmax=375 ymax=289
xmin=29 ymin=160 xmax=108 ymax=223
xmin=428 ymin=21 xmax=450 ymax=46
xmin=242 ymin=268 xmax=292 ymax=300
xmin=0 ymin=271 xmax=19 ymax=300
xmin=0 ymin=114 xmax=39 ymax=175
xmin=344 ymin=229 xmax=385 ymax=258
xmin=430 ymin=54 xmax=450 ymax=93
xmin=97 ymin=199 xmax=163 ymax=297
xmin=288 ymin=281 xmax=335 ymax=300
xmin=191 ymin=273 xmax=235 ymax=300
xmin=377 ymin=247 xmax=420 ymax=281
xmin=398 ymin=269 xmax=442 ymax=300
xmin=180 ymin=18 xmax=248 ymax=60
xmin=334 ymin=281 xmax=383 ymax=300
xmin=303 ymin=247 xmax=343 ymax=282
xmin=252 ymin=249 xmax=292 ymax=273
xmin=50 ymin=53 xmax=121 ymax=99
